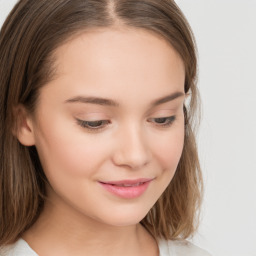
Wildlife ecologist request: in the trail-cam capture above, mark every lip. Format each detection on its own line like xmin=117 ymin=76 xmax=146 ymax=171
xmin=99 ymin=178 xmax=153 ymax=199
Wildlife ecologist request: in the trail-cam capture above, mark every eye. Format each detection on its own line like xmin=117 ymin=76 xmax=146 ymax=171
xmin=148 ymin=116 xmax=176 ymax=127
xmin=76 ymin=119 xmax=111 ymax=130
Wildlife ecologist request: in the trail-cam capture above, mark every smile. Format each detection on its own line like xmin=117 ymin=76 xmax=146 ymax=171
xmin=99 ymin=178 xmax=153 ymax=199
xmin=112 ymin=182 xmax=144 ymax=187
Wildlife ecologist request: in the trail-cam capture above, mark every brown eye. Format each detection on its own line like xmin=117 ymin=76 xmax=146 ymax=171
xmin=148 ymin=116 xmax=176 ymax=127
xmin=76 ymin=119 xmax=110 ymax=130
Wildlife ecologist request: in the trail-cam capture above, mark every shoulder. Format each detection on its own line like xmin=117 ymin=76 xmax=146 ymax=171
xmin=0 ymin=239 xmax=38 ymax=256
xmin=158 ymin=239 xmax=212 ymax=256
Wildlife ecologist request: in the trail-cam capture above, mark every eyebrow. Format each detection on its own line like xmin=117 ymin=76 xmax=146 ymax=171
xmin=150 ymin=91 xmax=185 ymax=107
xmin=65 ymin=91 xmax=184 ymax=107
xmin=65 ymin=96 xmax=118 ymax=106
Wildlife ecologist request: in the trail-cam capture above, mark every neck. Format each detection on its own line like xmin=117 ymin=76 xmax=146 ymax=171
xmin=22 ymin=194 xmax=158 ymax=256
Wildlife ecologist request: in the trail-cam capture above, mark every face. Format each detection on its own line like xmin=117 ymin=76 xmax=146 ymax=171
xmin=25 ymin=27 xmax=185 ymax=227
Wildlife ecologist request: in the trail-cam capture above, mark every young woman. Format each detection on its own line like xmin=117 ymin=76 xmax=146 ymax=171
xmin=0 ymin=0 xmax=211 ymax=255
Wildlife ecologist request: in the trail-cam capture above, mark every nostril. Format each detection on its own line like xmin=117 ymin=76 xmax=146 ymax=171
xmin=112 ymin=146 xmax=150 ymax=169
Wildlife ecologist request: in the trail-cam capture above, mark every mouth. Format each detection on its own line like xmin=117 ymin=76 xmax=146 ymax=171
xmin=100 ymin=178 xmax=153 ymax=186
xmin=99 ymin=178 xmax=153 ymax=199
xmin=108 ymin=182 xmax=145 ymax=187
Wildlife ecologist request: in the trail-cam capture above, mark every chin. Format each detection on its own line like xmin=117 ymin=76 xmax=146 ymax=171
xmin=93 ymin=205 xmax=151 ymax=227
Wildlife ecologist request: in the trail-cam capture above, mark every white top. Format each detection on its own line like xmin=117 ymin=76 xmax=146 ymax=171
xmin=0 ymin=238 xmax=211 ymax=256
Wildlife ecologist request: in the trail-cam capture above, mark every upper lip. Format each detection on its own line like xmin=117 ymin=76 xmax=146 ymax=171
xmin=99 ymin=178 xmax=154 ymax=185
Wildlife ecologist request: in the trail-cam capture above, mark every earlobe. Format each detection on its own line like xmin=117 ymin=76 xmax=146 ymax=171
xmin=13 ymin=105 xmax=36 ymax=146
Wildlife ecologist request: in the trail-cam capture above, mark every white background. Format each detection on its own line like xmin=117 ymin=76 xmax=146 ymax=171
xmin=1 ymin=1 xmax=256 ymax=255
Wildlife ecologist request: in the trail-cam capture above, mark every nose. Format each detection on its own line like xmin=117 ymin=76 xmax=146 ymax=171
xmin=112 ymin=125 xmax=151 ymax=170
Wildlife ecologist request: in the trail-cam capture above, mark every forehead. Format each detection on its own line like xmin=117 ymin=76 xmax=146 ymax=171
xmin=43 ymin=27 xmax=185 ymax=103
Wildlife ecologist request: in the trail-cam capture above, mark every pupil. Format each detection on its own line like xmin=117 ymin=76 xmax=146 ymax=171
xmin=156 ymin=118 xmax=166 ymax=123
xmin=90 ymin=121 xmax=103 ymax=127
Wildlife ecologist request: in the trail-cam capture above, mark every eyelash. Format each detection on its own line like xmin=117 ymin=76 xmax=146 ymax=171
xmin=148 ymin=116 xmax=176 ymax=127
xmin=76 ymin=119 xmax=111 ymax=131
xmin=76 ymin=116 xmax=176 ymax=131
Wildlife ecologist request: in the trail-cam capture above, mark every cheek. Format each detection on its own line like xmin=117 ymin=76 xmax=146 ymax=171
xmin=151 ymin=123 xmax=184 ymax=180
xmin=34 ymin=121 xmax=110 ymax=180
xmin=150 ymin=125 xmax=184 ymax=195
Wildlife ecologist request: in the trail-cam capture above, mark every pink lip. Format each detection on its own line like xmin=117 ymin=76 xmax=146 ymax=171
xmin=99 ymin=178 xmax=153 ymax=199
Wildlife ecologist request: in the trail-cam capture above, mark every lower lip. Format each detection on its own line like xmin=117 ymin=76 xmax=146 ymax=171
xmin=99 ymin=181 xmax=151 ymax=199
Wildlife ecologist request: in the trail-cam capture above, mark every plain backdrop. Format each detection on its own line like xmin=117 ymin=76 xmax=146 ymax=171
xmin=1 ymin=1 xmax=256 ymax=256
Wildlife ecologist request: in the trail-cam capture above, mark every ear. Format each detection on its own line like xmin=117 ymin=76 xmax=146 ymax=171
xmin=13 ymin=105 xmax=36 ymax=146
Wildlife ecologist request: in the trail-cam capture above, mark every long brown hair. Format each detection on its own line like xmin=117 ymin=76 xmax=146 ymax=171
xmin=0 ymin=0 xmax=202 ymax=245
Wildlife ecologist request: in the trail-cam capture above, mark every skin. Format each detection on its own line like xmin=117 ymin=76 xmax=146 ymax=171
xmin=18 ymin=27 xmax=185 ymax=256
